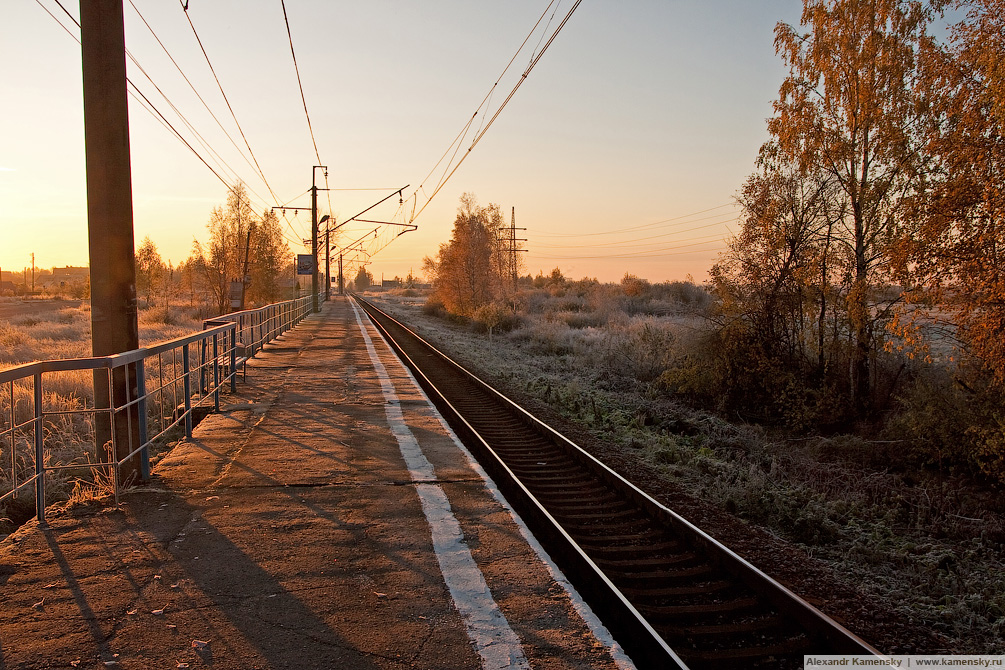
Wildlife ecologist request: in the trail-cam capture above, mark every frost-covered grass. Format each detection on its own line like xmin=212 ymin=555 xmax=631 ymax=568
xmin=1 ymin=301 xmax=204 ymax=535
xmin=369 ymin=288 xmax=1005 ymax=655
xmin=0 ymin=302 xmax=202 ymax=371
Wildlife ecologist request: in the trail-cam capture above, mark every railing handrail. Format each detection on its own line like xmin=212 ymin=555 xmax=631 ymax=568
xmin=1 ymin=293 xmax=321 ymax=527
xmin=204 ymin=302 xmax=286 ymax=324
xmin=0 ymin=322 xmax=234 ymax=384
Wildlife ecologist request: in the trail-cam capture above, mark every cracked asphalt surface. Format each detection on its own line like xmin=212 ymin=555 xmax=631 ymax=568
xmin=0 ymin=298 xmax=625 ymax=670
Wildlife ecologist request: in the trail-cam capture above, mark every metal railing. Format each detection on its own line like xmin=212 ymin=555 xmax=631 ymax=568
xmin=1 ymin=294 xmax=316 ymax=526
xmin=202 ymin=295 xmax=315 ymax=372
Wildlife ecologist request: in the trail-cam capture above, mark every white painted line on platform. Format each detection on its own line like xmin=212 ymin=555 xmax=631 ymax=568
xmin=352 ymin=299 xmax=638 ymax=670
xmin=351 ymin=300 xmax=531 ymax=670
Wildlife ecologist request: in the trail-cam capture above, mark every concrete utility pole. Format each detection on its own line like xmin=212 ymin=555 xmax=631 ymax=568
xmin=81 ymin=0 xmax=143 ymax=483
xmin=238 ymin=221 xmax=255 ymax=311
xmin=325 ymin=222 xmax=331 ymax=301
xmin=311 ymin=181 xmax=318 ymax=312
xmin=310 ymin=165 xmax=327 ymax=313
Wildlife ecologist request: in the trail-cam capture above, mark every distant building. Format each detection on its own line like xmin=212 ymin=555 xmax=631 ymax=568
xmin=50 ymin=266 xmax=89 ymax=286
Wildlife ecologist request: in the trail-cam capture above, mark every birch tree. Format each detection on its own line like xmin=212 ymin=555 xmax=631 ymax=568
xmin=425 ymin=194 xmax=506 ymax=318
xmin=190 ymin=183 xmax=290 ymax=312
xmin=770 ymin=0 xmax=937 ymax=412
xmin=917 ymin=0 xmax=1005 ymax=385
xmin=135 ymin=235 xmax=165 ymax=306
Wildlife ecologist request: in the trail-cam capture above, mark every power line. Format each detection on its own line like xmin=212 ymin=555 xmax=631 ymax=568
xmin=533 ymin=204 xmax=739 ymax=238
xmin=277 ymin=188 xmax=313 ymax=209
xmin=411 ymin=0 xmax=584 ymax=223
xmin=41 ymin=0 xmax=241 ymax=194
xmin=274 ymin=188 xmax=313 ymax=243
xmin=531 ymin=239 xmax=729 ymax=260
xmin=277 ymin=210 xmax=311 ymax=248
xmin=124 ymin=34 xmax=258 ymax=195
xmin=533 ymin=221 xmax=735 ymax=250
xmin=127 ymin=0 xmax=277 ymax=201
xmin=38 ymin=0 xmax=302 ymax=254
xmin=34 ymin=0 xmax=75 ymax=39
xmin=41 ymin=0 xmax=280 ymax=216
xmin=278 ymin=0 xmax=335 ymax=241
xmin=280 ymin=0 xmax=323 ymax=167
xmin=405 ymin=0 xmax=581 ymax=225
xmin=413 ymin=0 xmax=561 ymax=203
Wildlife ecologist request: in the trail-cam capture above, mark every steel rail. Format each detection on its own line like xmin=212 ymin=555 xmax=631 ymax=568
xmin=354 ymin=295 xmax=884 ymax=669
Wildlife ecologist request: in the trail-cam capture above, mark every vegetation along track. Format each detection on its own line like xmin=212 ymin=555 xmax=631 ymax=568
xmin=355 ymin=296 xmax=881 ymax=669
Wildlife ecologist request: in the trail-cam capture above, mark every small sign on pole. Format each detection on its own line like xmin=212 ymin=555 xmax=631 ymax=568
xmin=297 ymin=254 xmax=314 ymax=276
xmin=229 ymin=280 xmax=243 ymax=309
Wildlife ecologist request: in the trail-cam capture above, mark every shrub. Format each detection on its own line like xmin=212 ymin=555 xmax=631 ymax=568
xmin=601 ymin=319 xmax=678 ymax=382
xmin=422 ymin=295 xmax=448 ymax=318
xmin=621 ymin=272 xmax=651 ymax=297
xmin=473 ymin=302 xmax=519 ymax=338
xmin=557 ymin=310 xmax=606 ymax=329
xmin=653 ymin=280 xmax=714 ymax=314
xmin=508 ymin=319 xmax=578 ymax=356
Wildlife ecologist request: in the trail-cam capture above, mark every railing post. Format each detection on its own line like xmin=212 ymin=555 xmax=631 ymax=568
xmin=107 ymin=368 xmax=120 ymax=507
xmin=136 ymin=360 xmax=150 ymax=481
xmin=182 ymin=345 xmax=192 ymax=438
xmin=7 ymin=382 xmax=15 ymax=496
xmin=212 ymin=333 xmax=220 ymax=412
xmin=229 ymin=326 xmax=237 ymax=392
xmin=200 ymin=337 xmax=208 ymax=394
xmin=33 ymin=372 xmax=45 ymax=526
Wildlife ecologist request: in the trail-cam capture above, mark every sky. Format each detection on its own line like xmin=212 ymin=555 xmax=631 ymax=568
xmin=1 ymin=0 xmax=806 ymax=285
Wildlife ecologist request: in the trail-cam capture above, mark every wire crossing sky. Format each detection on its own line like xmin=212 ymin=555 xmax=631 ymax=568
xmin=2 ymin=0 xmax=804 ymax=283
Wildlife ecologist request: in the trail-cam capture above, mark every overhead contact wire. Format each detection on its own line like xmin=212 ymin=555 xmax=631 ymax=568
xmin=411 ymin=0 xmax=582 ymax=223
xmin=128 ymin=0 xmax=274 ymax=196
xmin=280 ymin=0 xmax=323 ymax=167
xmin=41 ymin=0 xmax=240 ymax=193
xmin=179 ymin=0 xmax=280 ymax=204
xmin=414 ymin=0 xmax=560 ymax=203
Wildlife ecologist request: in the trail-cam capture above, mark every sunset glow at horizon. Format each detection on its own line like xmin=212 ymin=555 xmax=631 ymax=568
xmin=2 ymin=1 xmax=802 ymax=284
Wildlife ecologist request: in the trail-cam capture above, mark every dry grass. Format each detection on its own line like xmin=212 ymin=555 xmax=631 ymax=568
xmin=1 ymin=301 xmax=204 ymax=533
xmin=0 ymin=301 xmax=201 ymax=372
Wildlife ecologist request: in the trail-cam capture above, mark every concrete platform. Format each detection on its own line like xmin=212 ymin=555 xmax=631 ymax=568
xmin=0 ymin=297 xmax=633 ymax=670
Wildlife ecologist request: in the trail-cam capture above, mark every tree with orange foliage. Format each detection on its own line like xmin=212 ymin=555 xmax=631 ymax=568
xmin=423 ymin=194 xmax=507 ymax=318
xmin=915 ymin=0 xmax=1005 ymax=387
xmin=770 ymin=0 xmax=938 ymax=413
xmin=897 ymin=0 xmax=1005 ymax=478
xmin=710 ymin=161 xmax=851 ymax=425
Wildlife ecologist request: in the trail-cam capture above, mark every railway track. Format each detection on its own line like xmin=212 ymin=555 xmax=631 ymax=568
xmin=354 ymin=296 xmax=880 ymax=669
